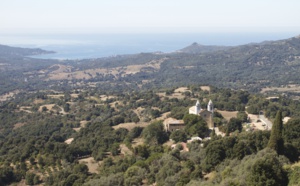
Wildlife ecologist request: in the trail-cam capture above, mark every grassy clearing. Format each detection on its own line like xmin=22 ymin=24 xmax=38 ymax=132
xmin=64 ymin=138 xmax=74 ymax=144
xmin=13 ymin=122 xmax=26 ymax=130
xmin=200 ymin=86 xmax=211 ymax=92
xmin=19 ymin=106 xmax=32 ymax=113
xmin=78 ymin=157 xmax=100 ymax=174
xmin=119 ymin=144 xmax=133 ymax=156
xmin=112 ymin=122 xmax=150 ymax=131
xmin=48 ymin=94 xmax=64 ymax=99
xmin=261 ymin=84 xmax=300 ymax=93
xmin=38 ymin=104 xmax=56 ymax=112
xmin=218 ymin=110 xmax=238 ymax=121
xmin=99 ymin=95 xmax=116 ymax=101
xmin=174 ymin=87 xmax=190 ymax=93
xmin=132 ymin=137 xmax=144 ymax=148
xmin=33 ymin=99 xmax=45 ymax=104
xmin=0 ymin=90 xmax=20 ymax=102
xmin=46 ymin=58 xmax=167 ymax=81
xmin=73 ymin=120 xmax=88 ymax=132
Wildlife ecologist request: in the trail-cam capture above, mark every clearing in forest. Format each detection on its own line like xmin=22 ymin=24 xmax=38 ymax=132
xmin=73 ymin=120 xmax=88 ymax=132
xmin=174 ymin=87 xmax=190 ymax=93
xmin=64 ymin=138 xmax=74 ymax=144
xmin=132 ymin=137 xmax=144 ymax=148
xmin=218 ymin=110 xmax=238 ymax=121
xmin=38 ymin=104 xmax=56 ymax=112
xmin=78 ymin=157 xmax=100 ymax=174
xmin=112 ymin=122 xmax=149 ymax=131
xmin=261 ymin=84 xmax=300 ymax=93
xmin=119 ymin=144 xmax=133 ymax=156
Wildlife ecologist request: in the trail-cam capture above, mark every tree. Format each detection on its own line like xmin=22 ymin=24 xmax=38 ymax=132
xmin=247 ymin=105 xmax=260 ymax=115
xmin=202 ymin=140 xmax=226 ymax=172
xmin=169 ymin=107 xmax=187 ymax=120
xmin=151 ymin=109 xmax=161 ymax=118
xmin=154 ymin=154 xmax=182 ymax=185
xmin=248 ymin=153 xmax=288 ymax=186
xmin=111 ymin=143 xmax=120 ymax=156
xmin=38 ymin=156 xmax=45 ymax=167
xmin=73 ymin=164 xmax=88 ymax=175
xmin=288 ymin=166 xmax=300 ymax=186
xmin=183 ymin=114 xmax=209 ymax=138
xmin=124 ymin=166 xmax=146 ymax=186
xmin=85 ymin=173 xmax=124 ymax=186
xmin=134 ymin=145 xmax=149 ymax=158
xmin=29 ymin=157 xmax=35 ymax=165
xmin=132 ymin=116 xmax=140 ymax=123
xmin=33 ymin=175 xmax=40 ymax=185
xmin=128 ymin=127 xmax=143 ymax=139
xmin=64 ymin=103 xmax=70 ymax=112
xmin=233 ymin=140 xmax=251 ymax=160
xmin=113 ymin=116 xmax=125 ymax=125
xmin=142 ymin=121 xmax=168 ymax=145
xmin=267 ymin=111 xmax=284 ymax=154
xmin=25 ymin=172 xmax=35 ymax=185
xmin=0 ymin=166 xmax=15 ymax=185
xmin=64 ymin=174 xmax=79 ymax=186
xmin=283 ymin=118 xmax=300 ymax=162
xmin=237 ymin=111 xmax=248 ymax=122
xmin=227 ymin=118 xmax=243 ymax=133
xmin=170 ymin=130 xmax=187 ymax=143
xmin=42 ymin=106 xmax=48 ymax=112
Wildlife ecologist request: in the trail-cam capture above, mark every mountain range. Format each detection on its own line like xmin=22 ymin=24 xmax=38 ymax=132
xmin=1 ymin=35 xmax=300 ymax=94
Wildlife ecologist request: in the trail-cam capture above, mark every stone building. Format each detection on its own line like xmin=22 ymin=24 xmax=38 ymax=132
xmin=189 ymin=99 xmax=214 ymax=128
xmin=163 ymin=118 xmax=185 ymax=132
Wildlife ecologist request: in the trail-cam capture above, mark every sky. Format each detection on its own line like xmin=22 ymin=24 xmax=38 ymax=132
xmin=1 ymin=0 xmax=300 ymax=34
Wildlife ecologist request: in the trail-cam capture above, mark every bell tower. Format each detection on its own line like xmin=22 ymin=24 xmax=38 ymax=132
xmin=195 ymin=100 xmax=201 ymax=114
xmin=207 ymin=100 xmax=214 ymax=113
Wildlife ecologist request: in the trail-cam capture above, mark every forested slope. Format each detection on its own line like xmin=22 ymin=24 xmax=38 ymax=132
xmin=0 ymin=86 xmax=300 ymax=185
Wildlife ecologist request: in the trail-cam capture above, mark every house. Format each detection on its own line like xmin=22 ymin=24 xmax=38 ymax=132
xmin=187 ymin=136 xmax=202 ymax=143
xmin=163 ymin=118 xmax=185 ymax=132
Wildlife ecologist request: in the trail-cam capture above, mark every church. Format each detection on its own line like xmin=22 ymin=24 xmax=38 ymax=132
xmin=189 ymin=100 xmax=214 ymax=128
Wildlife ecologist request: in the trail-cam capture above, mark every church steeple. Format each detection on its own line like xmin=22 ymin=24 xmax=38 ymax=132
xmin=207 ymin=99 xmax=214 ymax=113
xmin=195 ymin=100 xmax=201 ymax=114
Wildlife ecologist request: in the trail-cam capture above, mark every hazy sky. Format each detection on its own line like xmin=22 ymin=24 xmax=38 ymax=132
xmin=1 ymin=0 xmax=300 ymax=34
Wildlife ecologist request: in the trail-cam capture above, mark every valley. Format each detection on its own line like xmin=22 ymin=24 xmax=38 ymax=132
xmin=1 ymin=36 xmax=300 ymax=185
xmin=2 ymin=35 xmax=300 ymax=98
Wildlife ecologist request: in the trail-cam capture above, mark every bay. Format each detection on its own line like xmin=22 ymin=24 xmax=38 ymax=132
xmin=0 ymin=32 xmax=297 ymax=60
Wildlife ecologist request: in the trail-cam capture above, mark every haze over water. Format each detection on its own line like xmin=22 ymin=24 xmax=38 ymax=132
xmin=0 ymin=32 xmax=298 ymax=60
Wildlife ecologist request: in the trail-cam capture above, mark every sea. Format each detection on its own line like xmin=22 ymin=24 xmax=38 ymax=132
xmin=0 ymin=32 xmax=298 ymax=60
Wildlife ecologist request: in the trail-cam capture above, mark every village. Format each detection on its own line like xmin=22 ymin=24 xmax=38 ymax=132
xmin=1 ymin=82 xmax=299 ymax=185
xmin=51 ymin=86 xmax=286 ymax=173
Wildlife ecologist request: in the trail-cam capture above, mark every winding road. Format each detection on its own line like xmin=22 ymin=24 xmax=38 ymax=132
xmin=259 ymin=112 xmax=273 ymax=130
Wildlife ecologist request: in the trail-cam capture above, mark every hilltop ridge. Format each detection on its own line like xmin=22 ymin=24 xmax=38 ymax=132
xmin=0 ymin=44 xmax=54 ymax=59
xmin=1 ymin=35 xmax=300 ymax=95
xmin=178 ymin=42 xmax=231 ymax=54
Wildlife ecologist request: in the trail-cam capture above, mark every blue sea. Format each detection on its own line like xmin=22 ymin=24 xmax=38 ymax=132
xmin=0 ymin=32 xmax=298 ymax=60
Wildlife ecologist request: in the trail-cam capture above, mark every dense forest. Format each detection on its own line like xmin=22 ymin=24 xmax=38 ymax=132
xmin=0 ymin=84 xmax=300 ymax=185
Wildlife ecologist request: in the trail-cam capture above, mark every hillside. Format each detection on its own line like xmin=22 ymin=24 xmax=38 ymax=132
xmin=2 ymin=36 xmax=300 ymax=185
xmin=1 ymin=35 xmax=300 ymax=97
xmin=0 ymin=85 xmax=300 ymax=185
xmin=59 ymin=35 xmax=300 ymax=93
xmin=177 ymin=42 xmax=231 ymax=54
xmin=0 ymin=44 xmax=54 ymax=59
xmin=148 ymin=35 xmax=300 ymax=92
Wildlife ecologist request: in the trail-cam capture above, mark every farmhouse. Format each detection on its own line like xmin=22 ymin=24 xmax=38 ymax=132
xmin=163 ymin=118 xmax=185 ymax=132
